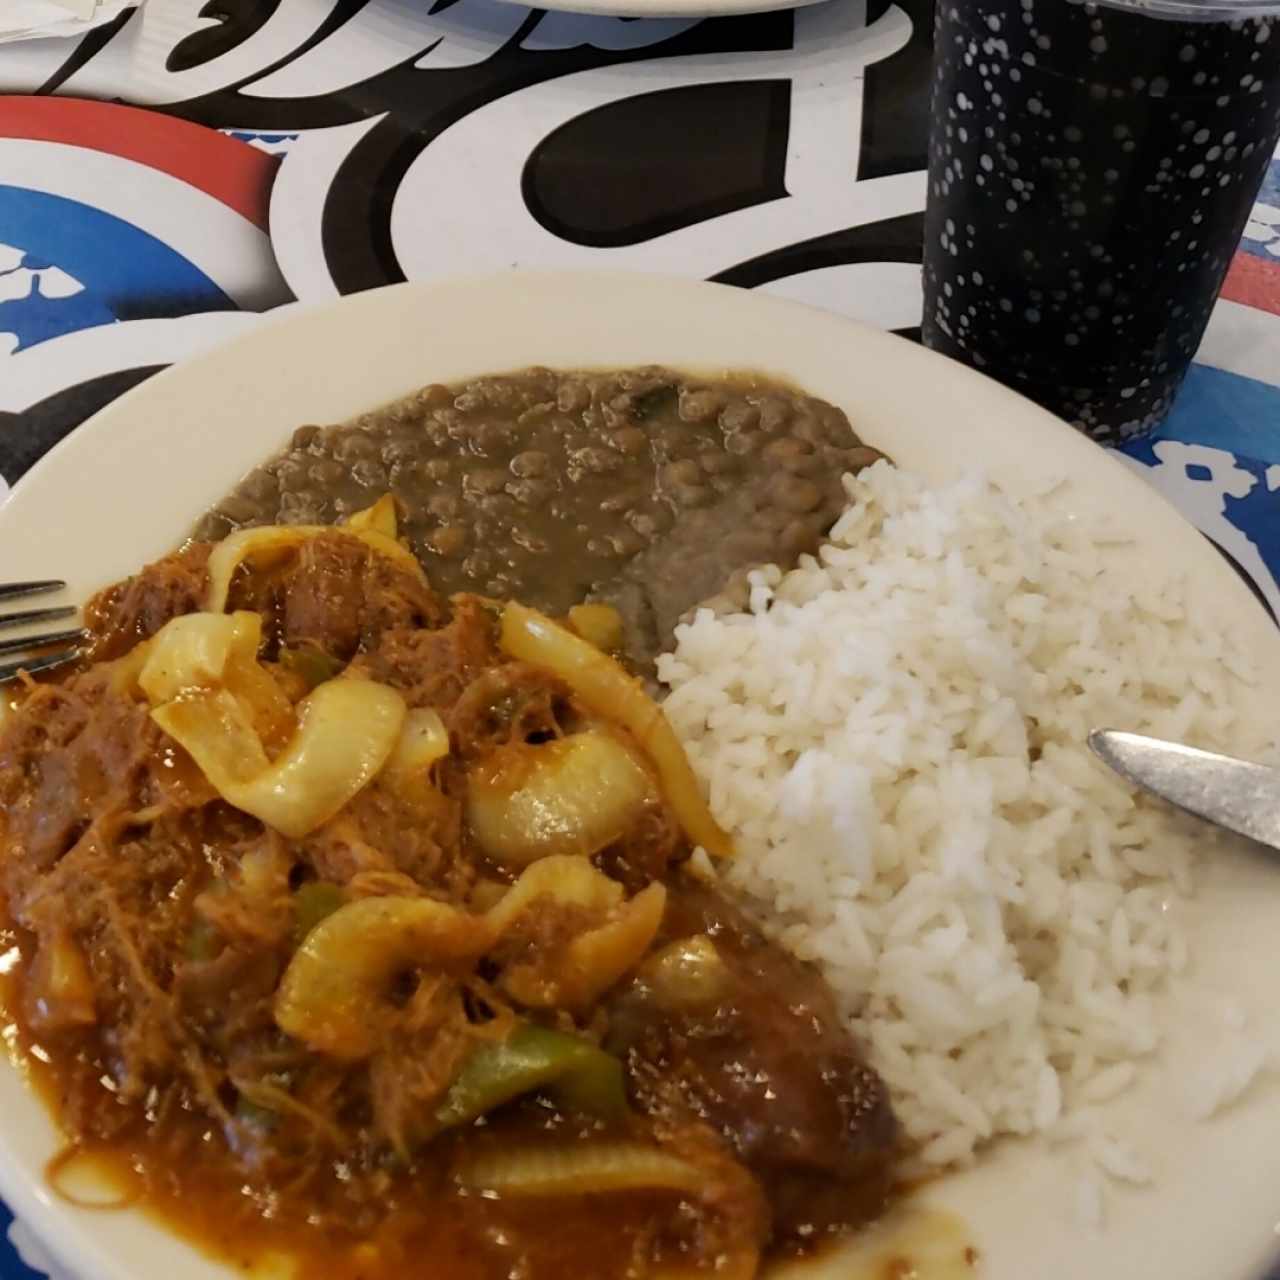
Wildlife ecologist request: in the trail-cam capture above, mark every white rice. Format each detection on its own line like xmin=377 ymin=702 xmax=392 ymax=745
xmin=657 ymin=461 xmax=1269 ymax=1171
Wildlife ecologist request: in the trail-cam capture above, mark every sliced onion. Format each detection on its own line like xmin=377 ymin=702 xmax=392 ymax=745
xmin=564 ymin=881 xmax=666 ymax=1000
xmin=46 ymin=1146 xmax=141 ymax=1212
xmin=504 ymin=881 xmax=667 ymax=1010
xmin=26 ymin=930 xmax=97 ymax=1033
xmin=104 ymin=639 xmax=154 ymax=696
xmin=153 ymin=678 xmax=406 ymax=838
xmin=226 ymin=678 xmax=404 ymax=837
xmin=138 ymin=611 xmax=261 ymax=703
xmin=152 ymin=688 xmax=270 ymax=789
xmin=484 ymin=855 xmax=622 ymax=936
xmin=345 ymin=494 xmax=399 ymax=538
xmin=455 ymin=1142 xmax=704 ymax=1197
xmin=275 ymin=895 xmax=488 ymax=1060
xmin=225 ymin=651 xmax=296 ymax=752
xmin=205 ymin=526 xmax=300 ymax=613
xmin=499 ymin=603 xmax=732 ymax=859
xmin=205 ymin=522 xmax=423 ymax=613
xmin=383 ymin=707 xmax=450 ymax=782
xmin=467 ymin=731 xmax=653 ymax=868
xmin=637 ymin=935 xmax=732 ymax=1011
xmin=139 ymin=611 xmax=296 ymax=750
xmin=484 ymin=857 xmax=665 ymax=1010
xmin=567 ymin=603 xmax=623 ymax=652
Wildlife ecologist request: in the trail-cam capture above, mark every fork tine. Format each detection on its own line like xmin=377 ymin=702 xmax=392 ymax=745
xmin=0 ymin=647 xmax=80 ymax=683
xmin=0 ymin=580 xmax=66 ymax=602
xmin=0 ymin=627 xmax=87 ymax=658
xmin=0 ymin=606 xmax=77 ymax=633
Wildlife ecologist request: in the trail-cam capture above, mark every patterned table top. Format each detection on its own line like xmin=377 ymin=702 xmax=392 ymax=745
xmin=0 ymin=1 xmax=1278 ymax=1276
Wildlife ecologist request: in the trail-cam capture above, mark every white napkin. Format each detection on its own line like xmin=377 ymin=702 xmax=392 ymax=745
xmin=0 ymin=0 xmax=138 ymax=45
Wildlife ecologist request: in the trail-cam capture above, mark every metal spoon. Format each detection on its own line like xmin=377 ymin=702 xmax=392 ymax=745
xmin=1088 ymin=729 xmax=1280 ymax=851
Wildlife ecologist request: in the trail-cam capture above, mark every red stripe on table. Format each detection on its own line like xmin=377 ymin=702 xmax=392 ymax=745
xmin=0 ymin=97 xmax=277 ymax=230
xmin=1220 ymin=249 xmax=1280 ymax=316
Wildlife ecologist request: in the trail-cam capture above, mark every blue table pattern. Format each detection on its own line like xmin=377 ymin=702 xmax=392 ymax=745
xmin=0 ymin=2 xmax=1278 ymax=1277
xmin=0 ymin=1218 xmax=59 ymax=1280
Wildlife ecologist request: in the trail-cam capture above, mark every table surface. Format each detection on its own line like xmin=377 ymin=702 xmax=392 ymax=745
xmin=0 ymin=1 xmax=1279 ymax=1277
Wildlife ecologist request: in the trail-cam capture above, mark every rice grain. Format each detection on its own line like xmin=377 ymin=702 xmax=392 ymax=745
xmin=659 ymin=463 xmax=1269 ymax=1166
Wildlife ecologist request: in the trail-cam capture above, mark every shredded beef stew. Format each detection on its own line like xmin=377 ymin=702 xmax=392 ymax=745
xmin=0 ymin=500 xmax=897 ymax=1279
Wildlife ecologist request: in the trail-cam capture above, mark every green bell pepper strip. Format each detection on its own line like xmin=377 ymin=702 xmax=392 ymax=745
xmin=434 ymin=1024 xmax=626 ymax=1130
xmin=291 ymin=881 xmax=348 ymax=948
xmin=278 ymin=645 xmax=344 ymax=692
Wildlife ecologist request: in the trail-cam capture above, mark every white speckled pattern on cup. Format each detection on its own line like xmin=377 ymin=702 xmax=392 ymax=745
xmin=922 ymin=0 xmax=1280 ymax=440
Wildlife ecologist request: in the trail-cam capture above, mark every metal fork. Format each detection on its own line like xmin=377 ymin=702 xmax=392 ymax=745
xmin=0 ymin=580 xmax=86 ymax=682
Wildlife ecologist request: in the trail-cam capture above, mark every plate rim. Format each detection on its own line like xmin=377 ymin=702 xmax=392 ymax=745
xmin=0 ymin=270 xmax=1196 ymax=527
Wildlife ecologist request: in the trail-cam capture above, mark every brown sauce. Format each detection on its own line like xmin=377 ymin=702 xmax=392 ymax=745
xmin=0 ymin=885 xmax=893 ymax=1280
xmin=1 ymin=999 xmax=685 ymax=1280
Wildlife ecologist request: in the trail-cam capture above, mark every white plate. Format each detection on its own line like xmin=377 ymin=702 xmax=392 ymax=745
xmin=1 ymin=271 xmax=1279 ymax=1280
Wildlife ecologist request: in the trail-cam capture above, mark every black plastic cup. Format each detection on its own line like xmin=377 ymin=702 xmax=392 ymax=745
xmin=922 ymin=0 xmax=1280 ymax=441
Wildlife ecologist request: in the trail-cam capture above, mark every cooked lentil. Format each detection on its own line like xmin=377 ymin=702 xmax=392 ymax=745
xmin=195 ymin=367 xmax=884 ymax=666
